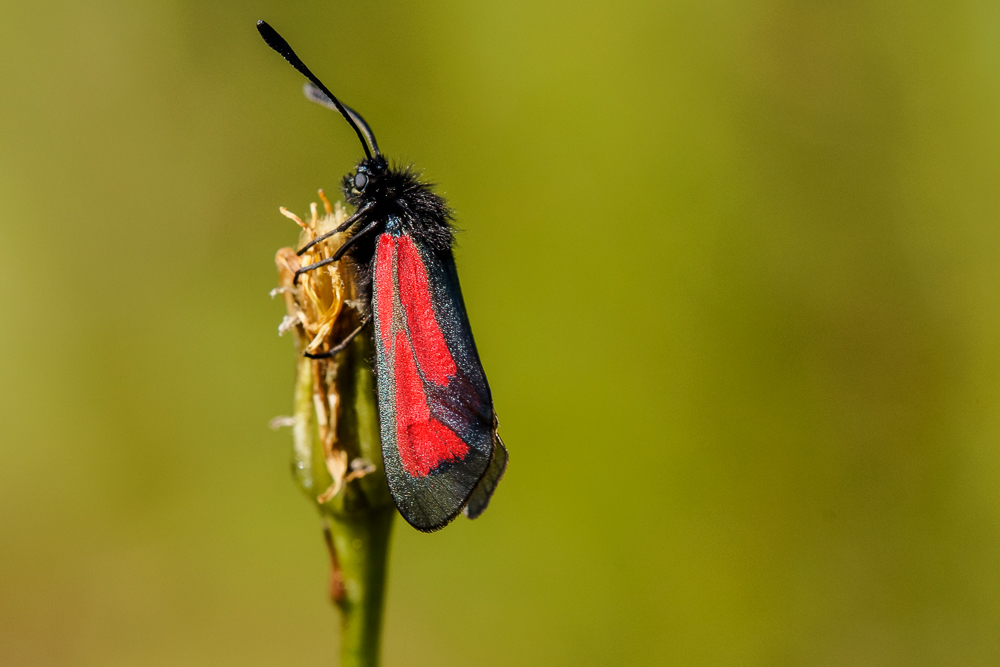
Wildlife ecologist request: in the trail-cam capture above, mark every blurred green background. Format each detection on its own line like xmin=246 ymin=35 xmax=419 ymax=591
xmin=2 ymin=1 xmax=1000 ymax=665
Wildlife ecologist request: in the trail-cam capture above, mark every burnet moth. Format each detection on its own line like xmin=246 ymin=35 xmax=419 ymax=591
xmin=258 ymin=21 xmax=507 ymax=532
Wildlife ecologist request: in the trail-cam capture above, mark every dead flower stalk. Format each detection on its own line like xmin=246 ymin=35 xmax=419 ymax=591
xmin=272 ymin=189 xmax=394 ymax=667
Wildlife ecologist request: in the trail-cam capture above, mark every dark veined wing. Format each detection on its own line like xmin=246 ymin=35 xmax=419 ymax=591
xmin=371 ymin=231 xmax=504 ymax=531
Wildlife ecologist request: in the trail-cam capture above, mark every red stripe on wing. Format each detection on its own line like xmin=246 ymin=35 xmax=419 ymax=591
xmin=396 ymin=235 xmax=457 ymax=386
xmin=375 ymin=235 xmax=395 ymax=348
xmin=393 ymin=330 xmax=469 ymax=477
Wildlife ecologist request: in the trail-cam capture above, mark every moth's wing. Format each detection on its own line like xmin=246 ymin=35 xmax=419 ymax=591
xmin=372 ymin=232 xmax=502 ymax=531
xmin=463 ymin=435 xmax=508 ymax=519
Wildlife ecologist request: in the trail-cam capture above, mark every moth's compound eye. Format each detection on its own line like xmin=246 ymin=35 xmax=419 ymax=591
xmin=354 ymin=172 xmax=369 ymax=190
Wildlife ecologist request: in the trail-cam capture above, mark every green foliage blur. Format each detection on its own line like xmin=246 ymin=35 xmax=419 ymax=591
xmin=2 ymin=1 xmax=1000 ymax=665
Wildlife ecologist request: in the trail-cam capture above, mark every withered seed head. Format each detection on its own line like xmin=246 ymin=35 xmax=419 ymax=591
xmin=275 ymin=190 xmax=355 ymax=357
xmin=274 ymin=190 xmax=373 ymax=503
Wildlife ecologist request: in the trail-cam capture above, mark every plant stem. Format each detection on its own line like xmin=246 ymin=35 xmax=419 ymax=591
xmin=289 ymin=312 xmax=393 ymax=666
xmin=325 ymin=506 xmax=395 ymax=667
xmin=277 ymin=199 xmax=394 ymax=666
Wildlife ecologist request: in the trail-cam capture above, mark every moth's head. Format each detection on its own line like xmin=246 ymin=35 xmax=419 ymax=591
xmin=344 ymin=155 xmax=389 ymax=206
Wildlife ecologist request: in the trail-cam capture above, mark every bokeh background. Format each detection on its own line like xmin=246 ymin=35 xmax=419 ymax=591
xmin=2 ymin=1 xmax=1000 ymax=665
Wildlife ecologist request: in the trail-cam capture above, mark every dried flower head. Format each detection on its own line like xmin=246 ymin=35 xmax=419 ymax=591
xmin=272 ymin=190 xmax=386 ymax=507
xmin=274 ymin=190 xmax=350 ymax=356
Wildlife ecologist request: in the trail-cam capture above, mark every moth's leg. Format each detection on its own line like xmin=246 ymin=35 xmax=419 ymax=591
xmin=294 ymin=217 xmax=381 ymax=284
xmin=304 ymin=318 xmax=371 ymax=359
xmin=296 ymin=200 xmax=374 ymax=256
xmin=330 ymin=218 xmax=379 ymax=262
xmin=293 ymin=257 xmax=338 ymax=284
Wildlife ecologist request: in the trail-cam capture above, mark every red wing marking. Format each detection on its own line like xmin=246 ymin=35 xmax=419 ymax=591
xmin=396 ymin=235 xmax=457 ymax=386
xmin=375 ymin=235 xmax=395 ymax=348
xmin=393 ymin=330 xmax=469 ymax=476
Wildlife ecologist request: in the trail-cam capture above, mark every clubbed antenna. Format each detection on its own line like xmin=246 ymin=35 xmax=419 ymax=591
xmin=304 ymin=83 xmax=381 ymax=157
xmin=256 ymin=20 xmax=375 ymax=160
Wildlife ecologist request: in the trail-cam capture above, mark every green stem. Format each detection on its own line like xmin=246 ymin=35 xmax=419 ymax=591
xmin=290 ymin=326 xmax=394 ymax=666
xmin=325 ymin=507 xmax=395 ymax=667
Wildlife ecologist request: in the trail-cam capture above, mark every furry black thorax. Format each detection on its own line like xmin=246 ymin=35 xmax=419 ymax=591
xmin=339 ymin=155 xmax=455 ymax=309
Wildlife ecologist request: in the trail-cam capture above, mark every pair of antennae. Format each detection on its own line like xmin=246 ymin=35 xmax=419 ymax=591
xmin=257 ymin=20 xmax=380 ymax=159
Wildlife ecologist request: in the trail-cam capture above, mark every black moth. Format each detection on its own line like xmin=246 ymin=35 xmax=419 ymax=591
xmin=258 ymin=20 xmax=507 ymax=532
